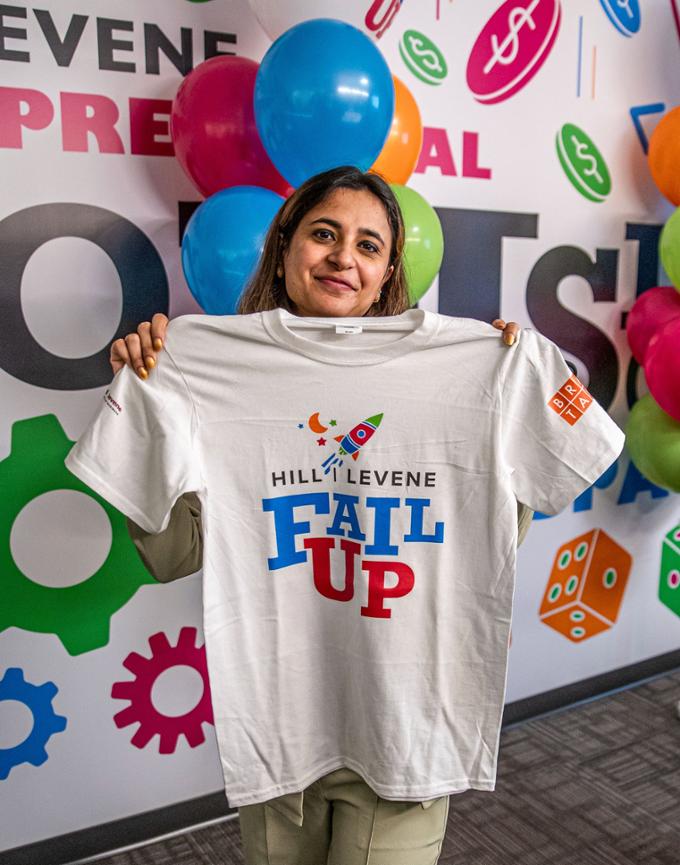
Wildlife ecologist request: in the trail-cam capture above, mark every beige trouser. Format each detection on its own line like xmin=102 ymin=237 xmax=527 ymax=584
xmin=237 ymin=767 xmax=450 ymax=865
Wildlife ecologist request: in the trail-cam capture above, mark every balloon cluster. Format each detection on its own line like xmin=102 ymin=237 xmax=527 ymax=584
xmin=171 ymin=12 xmax=443 ymax=315
xmin=625 ymin=105 xmax=680 ymax=492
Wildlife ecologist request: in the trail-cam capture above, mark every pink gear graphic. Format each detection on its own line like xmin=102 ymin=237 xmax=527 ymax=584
xmin=111 ymin=627 xmax=214 ymax=753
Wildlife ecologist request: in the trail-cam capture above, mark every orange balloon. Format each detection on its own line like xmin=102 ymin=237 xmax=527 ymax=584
xmin=648 ymin=105 xmax=680 ymax=205
xmin=370 ymin=76 xmax=423 ymax=185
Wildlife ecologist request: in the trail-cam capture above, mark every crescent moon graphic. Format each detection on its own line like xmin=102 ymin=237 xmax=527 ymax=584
xmin=308 ymin=412 xmax=328 ymax=433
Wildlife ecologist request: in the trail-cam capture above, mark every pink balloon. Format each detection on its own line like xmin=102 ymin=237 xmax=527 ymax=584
xmin=626 ymin=285 xmax=680 ymax=364
xmin=644 ymin=317 xmax=680 ymax=422
xmin=171 ymin=56 xmax=292 ymax=198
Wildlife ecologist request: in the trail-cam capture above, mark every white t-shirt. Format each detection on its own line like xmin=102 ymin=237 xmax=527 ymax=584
xmin=65 ymin=308 xmax=625 ymax=807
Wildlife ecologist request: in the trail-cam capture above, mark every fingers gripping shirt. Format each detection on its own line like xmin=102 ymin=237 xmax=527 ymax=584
xmin=65 ymin=337 xmax=201 ymax=534
xmin=498 ymin=329 xmax=624 ymax=516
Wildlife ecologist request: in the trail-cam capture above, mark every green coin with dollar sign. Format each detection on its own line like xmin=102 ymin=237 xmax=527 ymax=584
xmin=399 ymin=30 xmax=447 ymax=86
xmin=556 ymin=123 xmax=611 ymax=203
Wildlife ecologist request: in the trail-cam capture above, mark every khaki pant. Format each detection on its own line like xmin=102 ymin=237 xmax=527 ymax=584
xmin=237 ymin=767 xmax=450 ymax=865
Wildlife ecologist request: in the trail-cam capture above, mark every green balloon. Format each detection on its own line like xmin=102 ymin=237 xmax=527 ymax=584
xmin=625 ymin=393 xmax=680 ymax=492
xmin=659 ymin=206 xmax=680 ymax=290
xmin=391 ymin=184 xmax=444 ymax=304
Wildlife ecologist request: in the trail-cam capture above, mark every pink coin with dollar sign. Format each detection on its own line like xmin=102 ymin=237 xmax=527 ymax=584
xmin=466 ymin=0 xmax=561 ymax=104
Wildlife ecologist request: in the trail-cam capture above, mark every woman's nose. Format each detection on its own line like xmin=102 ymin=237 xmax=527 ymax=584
xmin=327 ymin=243 xmax=355 ymax=269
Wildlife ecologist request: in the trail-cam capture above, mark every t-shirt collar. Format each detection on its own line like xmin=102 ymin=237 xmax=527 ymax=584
xmin=261 ymin=306 xmax=440 ymax=366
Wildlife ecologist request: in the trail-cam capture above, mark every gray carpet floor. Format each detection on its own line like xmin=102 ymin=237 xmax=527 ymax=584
xmin=91 ymin=669 xmax=680 ymax=865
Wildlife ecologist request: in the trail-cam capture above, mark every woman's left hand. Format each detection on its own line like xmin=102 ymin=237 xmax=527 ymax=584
xmin=492 ymin=318 xmax=520 ymax=346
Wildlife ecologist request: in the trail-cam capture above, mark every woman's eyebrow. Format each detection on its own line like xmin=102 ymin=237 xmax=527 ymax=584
xmin=309 ymin=217 xmax=385 ymax=247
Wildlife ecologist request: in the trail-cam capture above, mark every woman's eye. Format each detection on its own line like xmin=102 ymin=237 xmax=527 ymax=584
xmin=315 ymin=229 xmax=334 ymax=240
xmin=360 ymin=241 xmax=379 ymax=254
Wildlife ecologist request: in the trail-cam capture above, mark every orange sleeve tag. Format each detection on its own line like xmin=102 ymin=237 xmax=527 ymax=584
xmin=548 ymin=374 xmax=592 ymax=425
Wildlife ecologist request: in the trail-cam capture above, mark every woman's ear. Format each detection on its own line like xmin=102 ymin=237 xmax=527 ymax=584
xmin=383 ymin=264 xmax=394 ymax=285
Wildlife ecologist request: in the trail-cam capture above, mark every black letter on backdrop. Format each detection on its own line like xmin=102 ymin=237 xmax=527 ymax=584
xmin=0 ymin=4 xmax=29 ymax=61
xmin=526 ymin=246 xmax=619 ymax=409
xmin=33 ymin=10 xmax=87 ymax=67
xmin=204 ymin=31 xmax=236 ymax=59
xmin=626 ymin=222 xmax=663 ymax=300
xmin=434 ymin=207 xmax=538 ymax=321
xmin=144 ymin=23 xmax=193 ymax=75
xmin=0 ymin=204 xmax=168 ymax=390
xmin=624 ymin=221 xmax=663 ymax=408
xmin=97 ymin=17 xmax=135 ymax=72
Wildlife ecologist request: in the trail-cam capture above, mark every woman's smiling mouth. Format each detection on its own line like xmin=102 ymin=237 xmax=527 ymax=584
xmin=315 ymin=276 xmax=357 ymax=291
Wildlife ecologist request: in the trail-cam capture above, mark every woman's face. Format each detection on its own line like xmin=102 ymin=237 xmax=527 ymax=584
xmin=281 ymin=187 xmax=395 ymax=318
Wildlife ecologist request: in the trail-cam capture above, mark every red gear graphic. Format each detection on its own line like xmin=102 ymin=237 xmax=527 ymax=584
xmin=111 ymin=627 xmax=214 ymax=753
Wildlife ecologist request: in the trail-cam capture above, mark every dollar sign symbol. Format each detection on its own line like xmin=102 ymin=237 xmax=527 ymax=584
xmin=407 ymin=35 xmax=444 ymax=74
xmin=482 ymin=0 xmax=541 ymax=75
xmin=616 ymin=0 xmax=634 ymax=19
xmin=571 ymin=136 xmax=603 ymax=184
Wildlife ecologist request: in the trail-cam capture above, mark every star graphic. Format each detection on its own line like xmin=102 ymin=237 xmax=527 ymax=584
xmin=317 ymin=437 xmax=326 ymax=446
xmin=297 ymin=423 xmax=304 ymax=428
xmin=329 ymin=419 xmax=337 ymax=426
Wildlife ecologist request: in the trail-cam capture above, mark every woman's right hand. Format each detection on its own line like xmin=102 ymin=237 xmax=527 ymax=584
xmin=109 ymin=313 xmax=169 ymax=379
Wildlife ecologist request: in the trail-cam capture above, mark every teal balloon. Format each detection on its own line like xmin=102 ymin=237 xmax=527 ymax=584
xmin=391 ymin=184 xmax=444 ymax=303
xmin=625 ymin=394 xmax=680 ymax=492
xmin=659 ymin=206 xmax=680 ymax=290
xmin=181 ymin=186 xmax=284 ymax=314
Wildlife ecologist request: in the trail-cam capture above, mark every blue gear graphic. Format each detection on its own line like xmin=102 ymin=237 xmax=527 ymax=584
xmin=0 ymin=414 xmax=157 ymax=655
xmin=0 ymin=667 xmax=67 ymax=780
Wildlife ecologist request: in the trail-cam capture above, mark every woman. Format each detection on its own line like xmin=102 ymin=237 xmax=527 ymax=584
xmin=69 ymin=163 xmax=625 ymax=865
xmin=77 ymin=166 xmax=538 ymax=865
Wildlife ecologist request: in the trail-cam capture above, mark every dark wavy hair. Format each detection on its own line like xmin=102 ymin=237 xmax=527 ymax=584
xmin=237 ymin=166 xmax=410 ymax=317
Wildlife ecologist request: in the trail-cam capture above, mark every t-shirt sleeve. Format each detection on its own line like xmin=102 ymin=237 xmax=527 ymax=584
xmin=499 ymin=328 xmax=625 ymax=516
xmin=65 ymin=343 xmax=201 ymax=534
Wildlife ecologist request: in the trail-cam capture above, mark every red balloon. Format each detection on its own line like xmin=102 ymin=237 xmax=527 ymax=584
xmin=644 ymin=317 xmax=680 ymax=423
xmin=626 ymin=286 xmax=680 ymax=364
xmin=171 ymin=56 xmax=292 ymax=198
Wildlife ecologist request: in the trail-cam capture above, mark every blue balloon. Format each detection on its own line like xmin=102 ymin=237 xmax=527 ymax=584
xmin=181 ymin=186 xmax=284 ymax=314
xmin=254 ymin=18 xmax=394 ymax=188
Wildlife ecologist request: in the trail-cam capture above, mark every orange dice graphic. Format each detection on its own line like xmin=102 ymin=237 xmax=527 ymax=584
xmin=539 ymin=529 xmax=632 ymax=642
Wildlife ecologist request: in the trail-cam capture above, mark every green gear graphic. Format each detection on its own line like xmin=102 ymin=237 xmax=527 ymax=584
xmin=0 ymin=414 xmax=157 ymax=655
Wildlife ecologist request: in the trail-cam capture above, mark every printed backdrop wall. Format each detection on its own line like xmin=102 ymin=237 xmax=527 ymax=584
xmin=1 ymin=0 xmax=679 ymax=850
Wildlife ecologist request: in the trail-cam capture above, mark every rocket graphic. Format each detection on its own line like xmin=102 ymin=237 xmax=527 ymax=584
xmin=335 ymin=413 xmax=383 ymax=457
xmin=321 ymin=413 xmax=383 ymax=475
